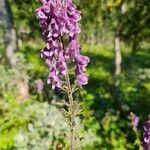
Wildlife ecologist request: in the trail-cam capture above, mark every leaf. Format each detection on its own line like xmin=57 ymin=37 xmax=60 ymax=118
xmin=107 ymin=0 xmax=123 ymax=7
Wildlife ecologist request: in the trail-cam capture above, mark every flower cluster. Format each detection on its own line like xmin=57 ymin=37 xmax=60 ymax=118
xmin=36 ymin=0 xmax=89 ymax=89
xmin=142 ymin=114 xmax=150 ymax=150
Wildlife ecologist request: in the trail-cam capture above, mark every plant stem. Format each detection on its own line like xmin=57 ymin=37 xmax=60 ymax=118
xmin=61 ymin=35 xmax=75 ymax=150
xmin=65 ymin=73 xmax=75 ymax=150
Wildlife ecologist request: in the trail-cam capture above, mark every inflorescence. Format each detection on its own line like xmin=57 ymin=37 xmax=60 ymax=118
xmin=36 ymin=0 xmax=89 ymax=89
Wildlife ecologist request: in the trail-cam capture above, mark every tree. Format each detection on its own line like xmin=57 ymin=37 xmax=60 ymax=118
xmin=123 ymin=0 xmax=150 ymax=56
xmin=0 ymin=0 xmax=29 ymax=102
xmin=0 ymin=0 xmax=17 ymax=66
xmin=114 ymin=0 xmax=126 ymax=76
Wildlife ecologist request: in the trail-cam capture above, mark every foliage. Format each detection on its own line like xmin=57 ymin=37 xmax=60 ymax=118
xmin=14 ymin=102 xmax=99 ymax=150
xmin=0 ymin=53 xmax=31 ymax=112
xmin=107 ymin=0 xmax=123 ymax=7
xmin=0 ymin=53 xmax=31 ymax=149
xmin=123 ymin=0 xmax=150 ymax=46
xmin=0 ymin=102 xmax=32 ymax=150
xmin=78 ymin=45 xmax=149 ymax=149
xmin=14 ymin=102 xmax=68 ymax=150
xmin=9 ymin=0 xmax=40 ymax=37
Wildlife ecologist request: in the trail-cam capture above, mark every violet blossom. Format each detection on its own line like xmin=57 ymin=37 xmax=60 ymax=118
xmin=36 ymin=0 xmax=89 ymax=89
xmin=35 ymin=79 xmax=44 ymax=93
xmin=129 ymin=112 xmax=139 ymax=132
xmin=142 ymin=114 xmax=150 ymax=150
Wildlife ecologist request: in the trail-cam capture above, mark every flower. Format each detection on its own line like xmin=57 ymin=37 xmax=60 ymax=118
xmin=36 ymin=0 xmax=89 ymax=89
xmin=129 ymin=112 xmax=139 ymax=132
xmin=76 ymin=74 xmax=88 ymax=86
xmin=35 ymin=79 xmax=44 ymax=93
xmin=142 ymin=114 xmax=150 ymax=150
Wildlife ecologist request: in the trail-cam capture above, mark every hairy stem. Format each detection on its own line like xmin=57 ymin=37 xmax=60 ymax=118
xmin=65 ymin=73 xmax=75 ymax=150
xmin=61 ymin=35 xmax=75 ymax=150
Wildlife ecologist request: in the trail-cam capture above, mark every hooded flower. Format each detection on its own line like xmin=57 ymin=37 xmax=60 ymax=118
xmin=36 ymin=0 xmax=89 ymax=89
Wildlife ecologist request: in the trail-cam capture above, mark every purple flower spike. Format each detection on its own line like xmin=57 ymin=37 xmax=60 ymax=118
xmin=142 ymin=114 xmax=150 ymax=150
xmin=36 ymin=0 xmax=89 ymax=89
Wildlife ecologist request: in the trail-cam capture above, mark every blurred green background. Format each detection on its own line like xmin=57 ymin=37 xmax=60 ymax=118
xmin=0 ymin=0 xmax=150 ymax=149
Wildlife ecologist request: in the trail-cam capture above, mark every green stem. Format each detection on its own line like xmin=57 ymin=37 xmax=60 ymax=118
xmin=60 ymin=35 xmax=75 ymax=150
xmin=65 ymin=73 xmax=75 ymax=150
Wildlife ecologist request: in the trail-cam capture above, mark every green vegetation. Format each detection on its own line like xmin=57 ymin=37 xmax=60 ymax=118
xmin=0 ymin=0 xmax=150 ymax=149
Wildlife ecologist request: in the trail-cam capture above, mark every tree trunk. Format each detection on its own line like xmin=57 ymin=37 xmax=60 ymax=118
xmin=114 ymin=36 xmax=122 ymax=75
xmin=0 ymin=0 xmax=17 ymax=66
xmin=6 ymin=28 xmax=18 ymax=66
xmin=0 ymin=0 xmax=29 ymax=102
xmin=114 ymin=1 xmax=126 ymax=76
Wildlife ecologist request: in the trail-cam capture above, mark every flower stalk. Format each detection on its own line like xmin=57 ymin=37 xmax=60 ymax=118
xmin=62 ymin=35 xmax=76 ymax=149
xmin=65 ymin=73 xmax=75 ymax=150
